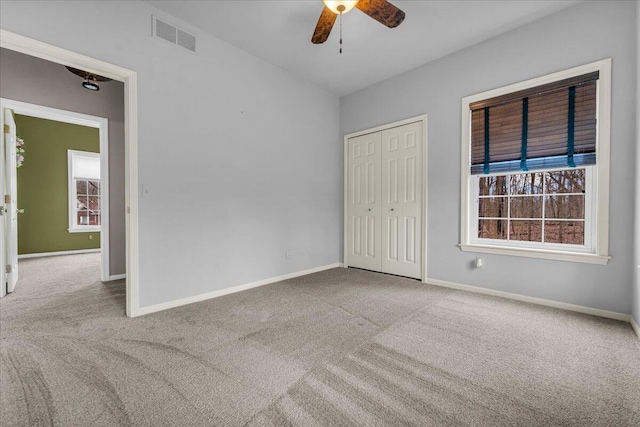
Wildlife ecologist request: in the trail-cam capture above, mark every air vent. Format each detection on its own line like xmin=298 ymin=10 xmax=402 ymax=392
xmin=177 ymin=29 xmax=196 ymax=52
xmin=152 ymin=16 xmax=196 ymax=53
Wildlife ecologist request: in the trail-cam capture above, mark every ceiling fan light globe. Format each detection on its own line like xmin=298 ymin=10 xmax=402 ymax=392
xmin=323 ymin=0 xmax=359 ymax=15
xmin=82 ymin=78 xmax=100 ymax=91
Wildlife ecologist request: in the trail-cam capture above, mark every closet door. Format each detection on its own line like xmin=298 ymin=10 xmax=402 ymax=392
xmin=381 ymin=122 xmax=423 ymax=279
xmin=347 ymin=132 xmax=382 ymax=272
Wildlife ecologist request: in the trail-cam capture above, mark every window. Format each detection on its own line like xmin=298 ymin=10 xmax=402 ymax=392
xmin=475 ymin=168 xmax=593 ymax=248
xmin=460 ymin=60 xmax=611 ymax=264
xmin=68 ymin=150 xmax=101 ymax=232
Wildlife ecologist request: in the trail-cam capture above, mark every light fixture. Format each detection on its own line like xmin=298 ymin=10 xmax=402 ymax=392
xmin=321 ymin=1 xmax=360 ymax=54
xmin=323 ymin=0 xmax=359 ymax=15
xmin=82 ymin=76 xmax=100 ymax=91
xmin=65 ymin=66 xmax=112 ymax=92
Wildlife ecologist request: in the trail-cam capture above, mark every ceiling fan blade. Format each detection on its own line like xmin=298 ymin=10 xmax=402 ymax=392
xmin=356 ymin=0 xmax=405 ymax=28
xmin=312 ymin=6 xmax=337 ymax=44
xmin=65 ymin=66 xmax=112 ymax=82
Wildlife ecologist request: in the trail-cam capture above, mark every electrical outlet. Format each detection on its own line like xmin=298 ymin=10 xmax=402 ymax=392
xmin=89 ymin=234 xmax=93 ymax=240
xmin=209 ymin=260 xmax=229 ymax=274
xmin=285 ymin=249 xmax=293 ymax=259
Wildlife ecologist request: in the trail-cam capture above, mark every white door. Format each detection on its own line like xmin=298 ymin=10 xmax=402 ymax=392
xmin=381 ymin=122 xmax=423 ymax=279
xmin=0 ymin=112 xmax=5 ymax=296
xmin=347 ymin=132 xmax=382 ymax=272
xmin=4 ymin=109 xmax=18 ymax=292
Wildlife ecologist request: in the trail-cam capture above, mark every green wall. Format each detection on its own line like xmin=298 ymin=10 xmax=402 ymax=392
xmin=16 ymin=114 xmax=100 ymax=255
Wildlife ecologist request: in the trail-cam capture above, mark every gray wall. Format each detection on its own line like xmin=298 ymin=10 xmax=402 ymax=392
xmin=0 ymin=48 xmax=126 ymax=276
xmin=634 ymin=0 xmax=640 ymax=325
xmin=341 ymin=1 xmax=637 ymax=314
xmin=0 ymin=1 xmax=341 ymax=308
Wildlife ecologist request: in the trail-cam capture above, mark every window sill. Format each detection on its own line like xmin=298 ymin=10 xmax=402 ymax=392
xmin=459 ymin=243 xmax=610 ymax=265
xmin=68 ymin=228 xmax=100 ymax=234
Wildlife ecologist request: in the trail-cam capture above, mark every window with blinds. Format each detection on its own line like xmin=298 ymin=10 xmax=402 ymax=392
xmin=470 ymin=72 xmax=598 ymax=175
xmin=460 ymin=59 xmax=611 ymax=263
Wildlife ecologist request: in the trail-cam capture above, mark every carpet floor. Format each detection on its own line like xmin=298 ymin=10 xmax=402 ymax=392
xmin=1 ymin=254 xmax=639 ymax=426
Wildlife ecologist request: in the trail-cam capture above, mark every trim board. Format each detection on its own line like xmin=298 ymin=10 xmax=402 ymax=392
xmin=137 ymin=263 xmax=343 ymax=316
xmin=18 ymin=249 xmax=101 ymax=259
xmin=18 ymin=250 xmax=125 ymax=282
xmin=427 ymin=277 xmax=634 ymax=325
xmin=122 ymin=263 xmax=640 ymax=341
xmin=631 ymin=316 xmax=640 ymax=340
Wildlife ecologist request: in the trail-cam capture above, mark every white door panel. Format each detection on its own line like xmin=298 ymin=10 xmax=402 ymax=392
xmin=0 ymin=112 xmax=5 ymax=296
xmin=4 ymin=109 xmax=18 ymax=292
xmin=381 ymin=122 xmax=422 ymax=279
xmin=347 ymin=132 xmax=381 ymax=272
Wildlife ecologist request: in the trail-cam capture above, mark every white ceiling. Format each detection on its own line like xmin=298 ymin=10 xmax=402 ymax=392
xmin=147 ymin=0 xmax=581 ymax=96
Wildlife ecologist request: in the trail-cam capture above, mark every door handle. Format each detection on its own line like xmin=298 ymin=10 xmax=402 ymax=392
xmin=390 ymin=208 xmax=395 ymax=211
xmin=17 ymin=209 xmax=24 ymax=214
xmin=368 ymin=208 xmax=372 ymax=211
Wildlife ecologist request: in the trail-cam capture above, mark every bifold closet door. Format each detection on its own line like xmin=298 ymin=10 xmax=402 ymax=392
xmin=381 ymin=122 xmax=422 ymax=279
xmin=347 ymin=132 xmax=382 ymax=272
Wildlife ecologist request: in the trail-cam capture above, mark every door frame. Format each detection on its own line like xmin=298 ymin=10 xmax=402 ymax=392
xmin=1 ymin=99 xmax=111 ymax=282
xmin=1 ymin=111 xmax=7 ymax=296
xmin=0 ymin=29 xmax=140 ymax=317
xmin=343 ymin=114 xmax=428 ymax=282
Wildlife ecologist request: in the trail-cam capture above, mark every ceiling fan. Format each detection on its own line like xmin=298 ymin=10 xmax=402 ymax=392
xmin=65 ymin=66 xmax=112 ymax=91
xmin=312 ymin=0 xmax=405 ymax=45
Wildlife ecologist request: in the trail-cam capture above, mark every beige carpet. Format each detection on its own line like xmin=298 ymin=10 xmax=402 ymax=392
xmin=1 ymin=253 xmax=639 ymax=426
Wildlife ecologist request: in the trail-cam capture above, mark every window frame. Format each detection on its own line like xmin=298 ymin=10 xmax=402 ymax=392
xmin=68 ymin=149 xmax=101 ymax=233
xmin=460 ymin=59 xmax=611 ymax=265
xmin=470 ymin=166 xmax=595 ymax=252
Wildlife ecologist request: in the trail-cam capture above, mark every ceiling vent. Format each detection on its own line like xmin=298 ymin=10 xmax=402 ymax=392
xmin=152 ymin=15 xmax=196 ymax=53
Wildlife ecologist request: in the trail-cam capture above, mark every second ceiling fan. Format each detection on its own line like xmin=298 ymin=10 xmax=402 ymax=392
xmin=312 ymin=0 xmax=406 ymax=45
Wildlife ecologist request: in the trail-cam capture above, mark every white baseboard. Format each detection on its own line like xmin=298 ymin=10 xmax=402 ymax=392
xmin=18 ymin=249 xmax=101 ymax=259
xmin=426 ymin=277 xmax=632 ymax=323
xmin=631 ymin=316 xmax=640 ymax=340
xmin=135 ymin=263 xmax=342 ymax=317
xmin=106 ymin=274 xmax=126 ymax=281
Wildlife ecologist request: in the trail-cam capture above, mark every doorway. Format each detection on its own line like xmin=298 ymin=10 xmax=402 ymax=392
xmin=343 ymin=115 xmax=428 ymax=281
xmin=2 ymin=99 xmax=111 ymax=289
xmin=0 ymin=30 xmax=139 ymax=317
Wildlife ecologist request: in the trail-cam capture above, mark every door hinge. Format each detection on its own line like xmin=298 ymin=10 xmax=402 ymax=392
xmin=6 ymin=265 xmax=12 ymax=274
xmin=3 ymin=125 xmax=9 ymax=133
xmin=4 ymin=195 xmax=10 ymax=204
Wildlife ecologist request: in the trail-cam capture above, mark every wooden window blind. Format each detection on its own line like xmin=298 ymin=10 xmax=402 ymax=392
xmin=470 ymin=72 xmax=598 ymax=175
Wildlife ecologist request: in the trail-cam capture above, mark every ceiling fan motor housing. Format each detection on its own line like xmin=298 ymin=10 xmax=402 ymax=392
xmin=313 ymin=0 xmax=405 ymax=45
xmin=323 ymin=1 xmax=359 ymax=15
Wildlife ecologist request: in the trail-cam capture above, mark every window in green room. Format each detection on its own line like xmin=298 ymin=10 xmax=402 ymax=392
xmin=68 ymin=150 xmax=101 ymax=232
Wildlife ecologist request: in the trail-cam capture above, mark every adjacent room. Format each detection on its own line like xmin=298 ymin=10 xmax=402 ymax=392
xmin=1 ymin=1 xmax=639 ymax=426
xmin=16 ymin=115 xmax=102 ymax=258
xmin=0 ymin=47 xmax=127 ymax=327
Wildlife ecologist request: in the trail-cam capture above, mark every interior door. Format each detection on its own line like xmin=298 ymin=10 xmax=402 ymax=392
xmin=347 ymin=132 xmax=382 ymax=272
xmin=381 ymin=122 xmax=423 ymax=279
xmin=0 ymin=111 xmax=5 ymax=296
xmin=4 ymin=109 xmax=18 ymax=293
